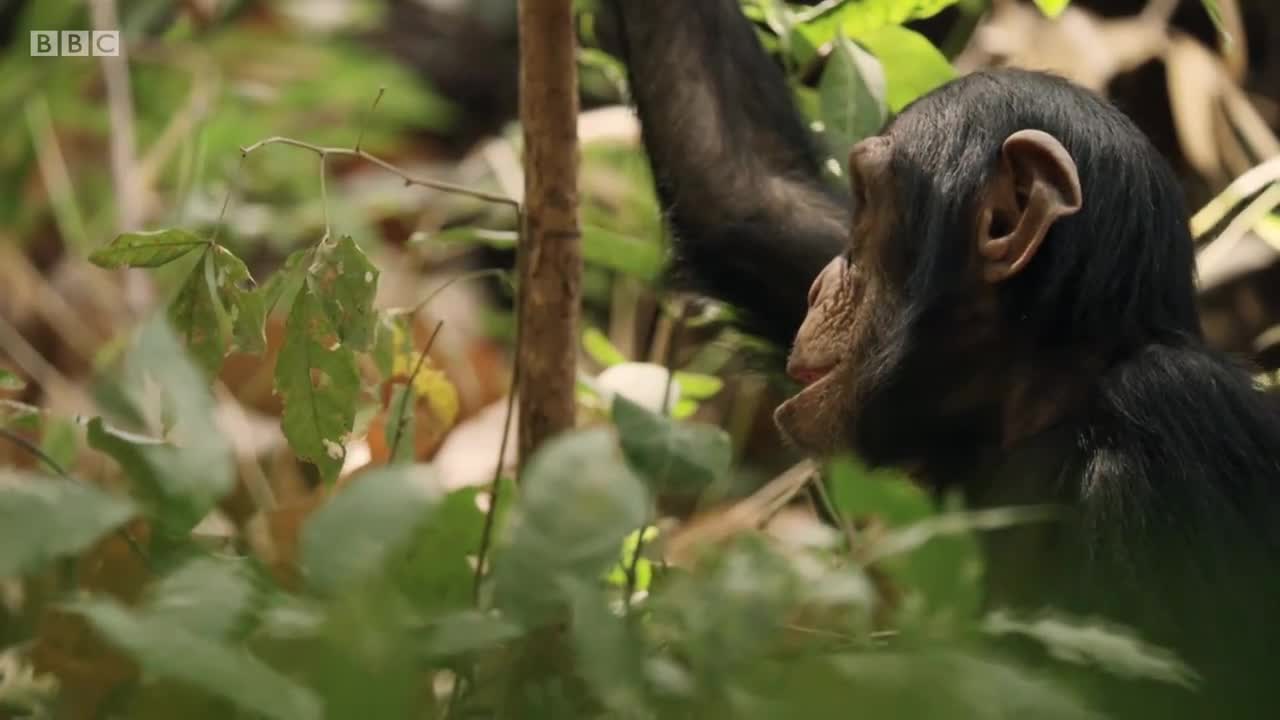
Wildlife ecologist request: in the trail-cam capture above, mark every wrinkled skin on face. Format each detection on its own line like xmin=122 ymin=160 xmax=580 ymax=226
xmin=775 ymin=127 xmax=1083 ymax=461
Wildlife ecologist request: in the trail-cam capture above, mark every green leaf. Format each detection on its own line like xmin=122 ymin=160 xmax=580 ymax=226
xmin=583 ymin=327 xmax=627 ymax=367
xmin=86 ymin=418 xmax=203 ymax=535
xmin=1032 ymin=0 xmax=1070 ymax=18
xmin=423 ymin=609 xmax=523 ymax=658
xmin=670 ymin=398 xmax=698 ymax=420
xmin=74 ymin=599 xmax=322 ymax=720
xmin=612 ymin=395 xmax=732 ymax=495
xmin=820 ymin=34 xmax=887 ymax=153
xmin=145 ymin=556 xmax=255 ymax=638
xmin=672 ymin=372 xmax=723 ymax=400
xmin=275 ymin=282 xmax=360 ymax=484
xmin=826 ymin=456 xmax=932 ymax=527
xmin=0 ymin=368 xmax=26 ymax=392
xmin=797 ymin=0 xmax=961 ymax=48
xmin=309 ymin=235 xmax=379 ymax=351
xmin=563 ymin=577 xmax=648 ymax=712
xmin=492 ymin=429 xmax=649 ymax=625
xmin=0 ymin=472 xmax=135 ymax=578
xmin=391 ymin=481 xmax=509 ymax=612
xmin=88 ymin=228 xmax=207 ymax=268
xmin=0 ymin=399 xmax=41 ymax=431
xmin=168 ymin=249 xmax=224 ymax=376
xmin=88 ymin=318 xmax=234 ymax=537
xmin=983 ymin=610 xmax=1198 ymax=688
xmin=855 ymin=25 xmax=957 ymax=112
xmin=825 ymin=650 xmax=1099 ymax=719
xmin=1197 ymin=0 xmax=1233 ymax=43
xmin=258 ymin=247 xmax=311 ymax=320
xmin=582 ymin=225 xmax=663 ymax=281
xmin=372 ymin=311 xmax=413 ymax=380
xmin=301 ymin=464 xmax=443 ymax=594
xmin=214 ymin=246 xmax=267 ymax=356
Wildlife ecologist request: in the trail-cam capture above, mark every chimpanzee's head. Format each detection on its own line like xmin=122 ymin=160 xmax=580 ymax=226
xmin=775 ymin=69 xmax=1200 ymax=465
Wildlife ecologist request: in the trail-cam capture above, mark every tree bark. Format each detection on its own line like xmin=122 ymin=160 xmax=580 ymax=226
xmin=516 ymin=0 xmax=582 ymax=464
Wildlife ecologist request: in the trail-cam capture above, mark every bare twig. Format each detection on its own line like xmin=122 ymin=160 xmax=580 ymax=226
xmin=387 ymin=321 xmax=445 ymax=462
xmin=355 ymin=87 xmax=387 ymax=153
xmin=472 ymin=321 xmax=522 ymax=606
xmin=238 ymin=136 xmax=519 ymax=211
xmin=90 ymin=0 xmax=142 ymax=232
xmin=624 ymin=301 xmax=688 ymax=609
xmin=24 ymin=98 xmax=88 ymax=250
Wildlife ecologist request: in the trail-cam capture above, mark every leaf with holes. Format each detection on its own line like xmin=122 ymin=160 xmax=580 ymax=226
xmin=169 ymin=246 xmax=265 ymax=374
xmin=88 ymin=228 xmax=207 ymax=269
xmin=275 ymin=282 xmax=360 ymax=484
xmin=310 ymin=235 xmax=379 ymax=351
xmin=612 ymin=395 xmax=732 ymax=495
xmin=216 ymin=246 xmax=267 ymax=356
xmin=168 ymin=249 xmax=224 ymax=376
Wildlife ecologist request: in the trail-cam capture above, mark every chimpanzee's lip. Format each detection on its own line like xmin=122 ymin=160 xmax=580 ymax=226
xmin=788 ymin=364 xmax=836 ymax=387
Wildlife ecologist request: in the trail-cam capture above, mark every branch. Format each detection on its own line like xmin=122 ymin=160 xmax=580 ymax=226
xmin=514 ymin=0 xmax=583 ymax=463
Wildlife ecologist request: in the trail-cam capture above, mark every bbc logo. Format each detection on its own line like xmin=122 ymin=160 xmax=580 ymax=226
xmin=30 ymin=31 xmax=120 ymax=57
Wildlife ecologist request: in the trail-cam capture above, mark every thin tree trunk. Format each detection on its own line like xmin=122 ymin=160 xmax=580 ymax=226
xmin=516 ymin=0 xmax=582 ymax=464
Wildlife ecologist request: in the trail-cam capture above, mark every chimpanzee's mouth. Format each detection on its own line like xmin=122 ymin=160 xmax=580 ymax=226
xmin=788 ymin=364 xmax=836 ymax=388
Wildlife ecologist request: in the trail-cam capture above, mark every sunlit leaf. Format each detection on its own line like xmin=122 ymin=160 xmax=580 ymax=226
xmin=301 ymin=464 xmax=442 ymax=594
xmin=820 ymin=34 xmax=887 ymax=153
xmin=672 ymin=372 xmax=723 ymax=400
xmin=796 ymin=0 xmax=961 ymax=48
xmin=0 ymin=471 xmax=135 ymax=578
xmin=1032 ymin=0 xmax=1071 ymax=18
xmin=613 ymin=395 xmax=732 ymax=495
xmin=88 ymin=228 xmax=207 ymax=269
xmin=74 ymin=599 xmax=322 ymax=720
xmin=583 ymin=327 xmax=627 ymax=367
xmin=856 ymin=25 xmax=956 ymax=112
xmin=275 ymin=282 xmax=360 ymax=484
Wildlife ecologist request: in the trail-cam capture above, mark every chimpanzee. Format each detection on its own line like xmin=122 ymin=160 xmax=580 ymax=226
xmin=605 ymin=0 xmax=1280 ymax=715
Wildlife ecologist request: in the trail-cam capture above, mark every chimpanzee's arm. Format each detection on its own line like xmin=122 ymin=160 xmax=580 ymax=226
xmin=606 ymin=0 xmax=850 ymax=346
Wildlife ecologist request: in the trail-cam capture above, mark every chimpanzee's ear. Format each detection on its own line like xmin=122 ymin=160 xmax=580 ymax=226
xmin=976 ymin=129 xmax=1083 ymax=283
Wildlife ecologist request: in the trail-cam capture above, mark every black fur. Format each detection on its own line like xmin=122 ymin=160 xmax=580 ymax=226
xmin=607 ymin=0 xmax=849 ymax=346
xmin=607 ymin=0 xmax=1280 ymax=715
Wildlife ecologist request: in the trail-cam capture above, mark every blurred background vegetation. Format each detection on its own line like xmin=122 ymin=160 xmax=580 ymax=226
xmin=0 ymin=0 xmax=1277 ymax=717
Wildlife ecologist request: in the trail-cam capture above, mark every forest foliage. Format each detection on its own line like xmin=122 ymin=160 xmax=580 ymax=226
xmin=0 ymin=0 xmax=1232 ymax=717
